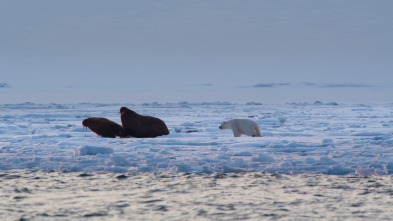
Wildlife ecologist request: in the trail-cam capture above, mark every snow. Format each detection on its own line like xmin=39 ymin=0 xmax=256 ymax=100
xmin=73 ymin=146 xmax=114 ymax=156
xmin=1 ymin=102 xmax=393 ymax=176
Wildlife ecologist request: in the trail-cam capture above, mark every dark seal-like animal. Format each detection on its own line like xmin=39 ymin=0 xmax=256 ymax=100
xmin=82 ymin=117 xmax=128 ymax=138
xmin=120 ymin=107 xmax=169 ymax=138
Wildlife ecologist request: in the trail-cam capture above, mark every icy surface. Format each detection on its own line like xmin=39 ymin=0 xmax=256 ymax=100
xmin=1 ymin=102 xmax=393 ymax=175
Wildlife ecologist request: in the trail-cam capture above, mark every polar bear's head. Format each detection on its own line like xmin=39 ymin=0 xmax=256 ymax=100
xmin=219 ymin=120 xmax=231 ymax=130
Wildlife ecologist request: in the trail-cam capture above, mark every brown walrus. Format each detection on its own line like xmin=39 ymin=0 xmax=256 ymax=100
xmin=120 ymin=107 xmax=169 ymax=138
xmin=82 ymin=117 xmax=128 ymax=138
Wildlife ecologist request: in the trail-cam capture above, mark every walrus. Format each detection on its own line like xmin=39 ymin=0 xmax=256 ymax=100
xmin=82 ymin=117 xmax=128 ymax=138
xmin=119 ymin=107 xmax=169 ymax=138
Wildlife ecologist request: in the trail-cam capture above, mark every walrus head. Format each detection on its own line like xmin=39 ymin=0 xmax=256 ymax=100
xmin=82 ymin=119 xmax=89 ymax=130
xmin=119 ymin=107 xmax=138 ymax=116
xmin=119 ymin=107 xmax=129 ymax=115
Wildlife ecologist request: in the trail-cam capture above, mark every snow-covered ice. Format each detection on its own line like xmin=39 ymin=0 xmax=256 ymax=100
xmin=1 ymin=102 xmax=393 ymax=176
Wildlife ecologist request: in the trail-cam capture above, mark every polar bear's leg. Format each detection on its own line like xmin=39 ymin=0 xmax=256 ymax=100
xmin=231 ymin=126 xmax=242 ymax=137
xmin=254 ymin=125 xmax=262 ymax=137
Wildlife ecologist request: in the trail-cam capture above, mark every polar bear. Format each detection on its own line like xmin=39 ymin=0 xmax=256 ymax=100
xmin=219 ymin=119 xmax=262 ymax=137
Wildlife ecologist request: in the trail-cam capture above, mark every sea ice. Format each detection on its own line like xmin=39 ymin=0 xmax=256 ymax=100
xmin=1 ymin=102 xmax=393 ymax=175
xmin=74 ymin=146 xmax=114 ymax=156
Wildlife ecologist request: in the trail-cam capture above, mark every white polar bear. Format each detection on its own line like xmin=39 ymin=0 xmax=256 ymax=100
xmin=219 ymin=119 xmax=262 ymax=137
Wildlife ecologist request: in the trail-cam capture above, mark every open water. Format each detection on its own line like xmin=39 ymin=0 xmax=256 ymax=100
xmin=1 ymin=171 xmax=393 ymax=220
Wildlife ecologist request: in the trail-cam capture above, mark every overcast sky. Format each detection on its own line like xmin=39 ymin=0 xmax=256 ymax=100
xmin=1 ymin=0 xmax=393 ymax=104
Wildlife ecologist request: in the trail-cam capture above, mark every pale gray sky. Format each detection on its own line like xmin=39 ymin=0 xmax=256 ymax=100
xmin=1 ymin=0 xmax=393 ymax=104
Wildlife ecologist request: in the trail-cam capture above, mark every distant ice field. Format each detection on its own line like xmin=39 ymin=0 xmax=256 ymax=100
xmin=1 ymin=102 xmax=393 ymax=176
